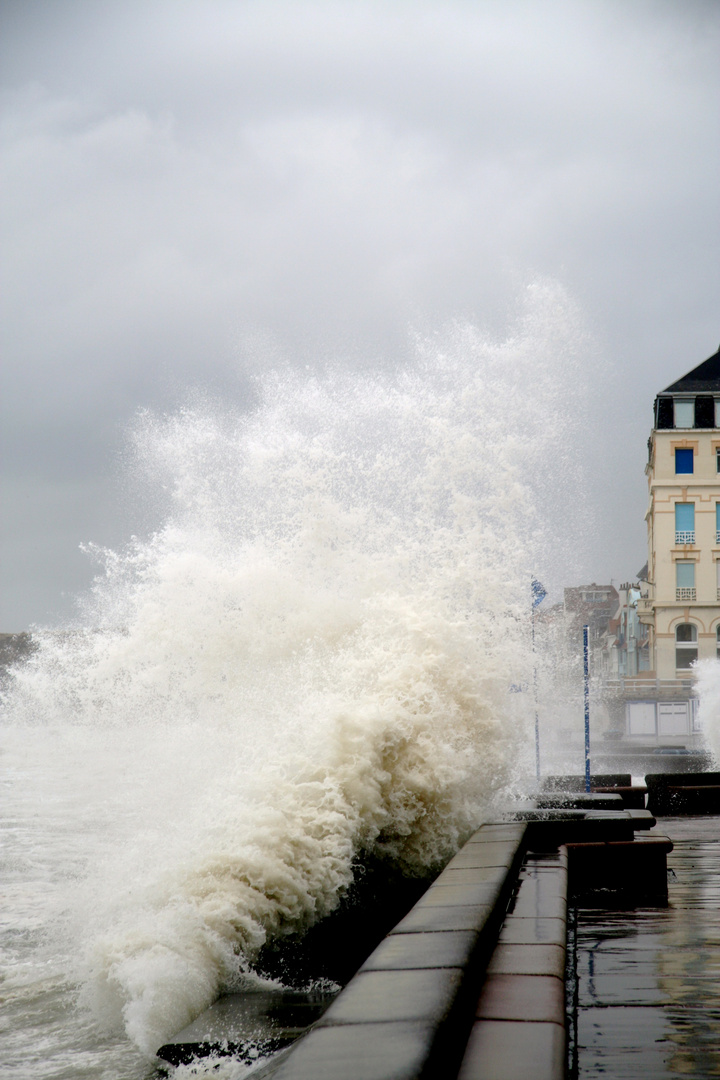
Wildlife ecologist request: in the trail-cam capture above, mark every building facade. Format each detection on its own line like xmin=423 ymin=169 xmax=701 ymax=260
xmin=632 ymin=346 xmax=720 ymax=740
xmin=599 ymin=582 xmax=650 ymax=680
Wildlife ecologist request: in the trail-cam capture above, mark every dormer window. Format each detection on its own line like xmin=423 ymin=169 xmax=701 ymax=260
xmin=674 ymin=399 xmax=694 ymax=428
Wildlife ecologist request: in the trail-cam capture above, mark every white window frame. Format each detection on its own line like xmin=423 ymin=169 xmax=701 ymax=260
xmin=674 ymin=399 xmax=694 ymax=428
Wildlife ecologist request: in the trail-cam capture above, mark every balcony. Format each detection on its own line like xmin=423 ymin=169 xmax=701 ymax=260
xmin=716 ymin=530 xmax=720 ymax=544
xmin=675 ymin=530 xmax=695 ymax=545
xmin=676 ymin=588 xmax=696 ymax=601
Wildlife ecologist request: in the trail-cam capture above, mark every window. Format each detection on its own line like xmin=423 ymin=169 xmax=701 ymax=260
xmin=675 ymin=447 xmax=694 ymax=474
xmin=675 ymin=623 xmax=698 ymax=669
xmin=675 ymin=503 xmax=695 ymax=544
xmin=674 ymin=399 xmax=694 ymax=428
xmin=717 ymin=447 xmax=720 ymax=473
xmin=716 ymin=503 xmax=720 ymax=544
xmin=716 ymin=626 xmax=720 ymax=660
xmin=676 ymin=562 xmax=695 ymax=601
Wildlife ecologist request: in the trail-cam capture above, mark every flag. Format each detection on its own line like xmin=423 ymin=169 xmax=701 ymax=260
xmin=531 ymin=579 xmax=547 ymax=608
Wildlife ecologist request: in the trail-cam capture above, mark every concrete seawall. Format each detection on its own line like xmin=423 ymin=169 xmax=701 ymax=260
xmin=159 ymin=795 xmax=674 ymax=1078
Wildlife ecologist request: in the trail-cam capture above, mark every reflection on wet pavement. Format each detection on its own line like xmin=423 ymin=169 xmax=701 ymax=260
xmin=571 ymin=817 xmax=720 ymax=1078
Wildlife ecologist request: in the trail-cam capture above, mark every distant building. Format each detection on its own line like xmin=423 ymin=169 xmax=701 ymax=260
xmin=629 ymin=345 xmax=720 ymax=741
xmin=563 ymin=583 xmax=618 ymax=646
xmin=600 ymin=581 xmax=650 ymax=679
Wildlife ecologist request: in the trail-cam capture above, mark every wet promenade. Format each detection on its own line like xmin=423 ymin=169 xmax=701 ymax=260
xmin=570 ymin=816 xmax=720 ymax=1078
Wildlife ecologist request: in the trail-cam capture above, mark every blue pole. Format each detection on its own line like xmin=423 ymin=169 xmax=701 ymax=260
xmin=583 ymin=624 xmax=591 ymax=792
xmin=532 ymin=604 xmax=540 ymax=779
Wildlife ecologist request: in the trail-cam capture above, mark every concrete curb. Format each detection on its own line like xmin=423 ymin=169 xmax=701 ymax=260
xmin=269 ymin=823 xmax=528 ymax=1080
xmin=457 ymin=849 xmax=568 ymax=1080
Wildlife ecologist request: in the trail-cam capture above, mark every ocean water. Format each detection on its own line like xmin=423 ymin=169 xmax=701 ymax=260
xmin=2 ymin=283 xmax=590 ymax=1078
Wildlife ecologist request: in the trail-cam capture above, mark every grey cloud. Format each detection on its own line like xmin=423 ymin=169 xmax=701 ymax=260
xmin=1 ymin=0 xmax=718 ymax=627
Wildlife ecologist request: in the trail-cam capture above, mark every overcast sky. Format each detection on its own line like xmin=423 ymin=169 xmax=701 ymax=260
xmin=1 ymin=0 xmax=718 ymax=630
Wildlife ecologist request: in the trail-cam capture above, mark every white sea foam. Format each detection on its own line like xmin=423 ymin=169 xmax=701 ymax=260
xmin=694 ymin=659 xmax=720 ymax=764
xmin=2 ymin=281 xmax=590 ymax=1059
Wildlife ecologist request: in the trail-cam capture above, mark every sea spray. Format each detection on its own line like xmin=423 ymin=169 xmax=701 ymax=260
xmin=694 ymin=659 xmax=720 ymax=764
xmin=2 ymin=281 xmax=590 ymax=1058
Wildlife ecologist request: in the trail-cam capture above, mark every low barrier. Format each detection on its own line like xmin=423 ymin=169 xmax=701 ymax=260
xmin=158 ymin=799 xmax=674 ymax=1079
xmin=646 ymin=771 xmax=720 ymax=815
xmin=456 ymin=847 xmax=568 ymax=1080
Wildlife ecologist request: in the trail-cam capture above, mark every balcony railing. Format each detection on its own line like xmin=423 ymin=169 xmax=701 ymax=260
xmin=676 ymin=587 xmax=696 ymax=600
xmin=603 ymin=677 xmax=696 ymax=693
xmin=716 ymin=530 xmax=720 ymax=544
xmin=675 ymin=530 xmax=695 ymax=544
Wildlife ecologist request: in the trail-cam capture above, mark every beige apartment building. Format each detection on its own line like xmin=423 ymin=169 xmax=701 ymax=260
xmin=632 ymin=346 xmax=720 ymax=740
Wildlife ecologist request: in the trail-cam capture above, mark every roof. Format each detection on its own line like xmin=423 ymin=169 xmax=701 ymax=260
xmin=661 ymin=346 xmax=720 ymax=394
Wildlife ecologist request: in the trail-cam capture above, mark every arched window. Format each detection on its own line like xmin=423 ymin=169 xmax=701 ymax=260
xmin=675 ymin=624 xmax=698 ymax=670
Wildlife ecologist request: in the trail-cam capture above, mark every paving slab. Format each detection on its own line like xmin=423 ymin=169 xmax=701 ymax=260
xmin=418 ymin=880 xmax=504 ymax=908
xmin=359 ymin=929 xmax=479 ymax=972
xmin=270 ymin=1020 xmax=437 ymax=1080
xmin=510 ymin=874 xmax=567 ymax=920
xmin=486 ymin=943 xmax=566 ymax=979
xmin=457 ymin=1019 xmax=565 ymax=1080
xmin=444 ymin=849 xmax=524 ymax=871
xmin=523 ymin=850 xmax=568 ymax=871
xmin=468 ymin=823 xmax=528 ymax=842
xmin=434 ymin=866 xmax=512 ymax=886
xmin=390 ymin=902 xmax=497 ymax=935
xmin=475 ymin=973 xmax=565 ymax=1024
xmin=316 ymin=968 xmax=463 ymax=1027
xmin=498 ymin=916 xmax=566 ymax=947
xmin=448 ymin=840 xmax=525 ymax=868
